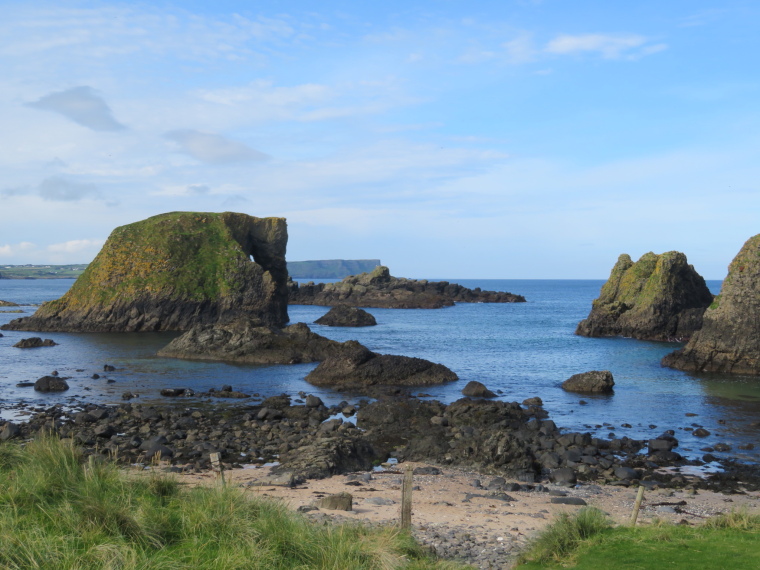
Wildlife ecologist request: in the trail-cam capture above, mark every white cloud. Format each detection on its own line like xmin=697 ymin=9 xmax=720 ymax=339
xmin=545 ymin=33 xmax=665 ymax=60
xmin=0 ymin=242 xmax=37 ymax=257
xmin=27 ymin=86 xmax=125 ymax=131
xmin=47 ymin=239 xmax=105 ymax=254
xmin=164 ymin=129 xmax=269 ymax=164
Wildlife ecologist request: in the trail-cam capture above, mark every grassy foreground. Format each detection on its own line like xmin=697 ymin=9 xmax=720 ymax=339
xmin=0 ymin=436 xmax=462 ymax=569
xmin=517 ymin=506 xmax=760 ymax=570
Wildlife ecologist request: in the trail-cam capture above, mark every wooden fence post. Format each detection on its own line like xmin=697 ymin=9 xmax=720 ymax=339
xmin=210 ymin=453 xmax=226 ymax=486
xmin=401 ymin=464 xmax=413 ymax=529
xmin=629 ymin=485 xmax=645 ymax=526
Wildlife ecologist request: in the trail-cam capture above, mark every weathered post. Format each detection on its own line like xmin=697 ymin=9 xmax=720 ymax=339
xmin=401 ymin=464 xmax=414 ymax=529
xmin=629 ymin=485 xmax=645 ymax=526
xmin=210 ymin=452 xmax=226 ymax=486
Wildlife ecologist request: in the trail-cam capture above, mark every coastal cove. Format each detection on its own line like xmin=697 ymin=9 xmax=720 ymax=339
xmin=2 ymin=277 xmax=759 ymax=465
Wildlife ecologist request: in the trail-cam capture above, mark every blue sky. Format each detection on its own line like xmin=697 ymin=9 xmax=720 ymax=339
xmin=1 ymin=0 xmax=758 ymax=278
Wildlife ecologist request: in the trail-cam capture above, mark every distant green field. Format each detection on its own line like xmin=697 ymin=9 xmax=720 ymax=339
xmin=0 ymin=264 xmax=88 ymax=279
xmin=1 ymin=260 xmax=381 ymax=279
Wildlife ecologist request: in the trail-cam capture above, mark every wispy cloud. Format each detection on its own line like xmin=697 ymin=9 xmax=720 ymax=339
xmin=545 ymin=33 xmax=666 ymax=60
xmin=27 ymin=86 xmax=125 ymax=131
xmin=164 ymin=129 xmax=269 ymax=164
xmin=37 ymin=176 xmax=100 ymax=201
xmin=47 ymin=238 xmax=105 ymax=254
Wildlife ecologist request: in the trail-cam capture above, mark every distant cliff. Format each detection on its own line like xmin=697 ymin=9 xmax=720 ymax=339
xmin=576 ymin=251 xmax=713 ymax=341
xmin=289 ymin=265 xmax=526 ymax=308
xmin=2 ymin=211 xmax=289 ymax=332
xmin=663 ymin=234 xmax=760 ymax=375
xmin=287 ymin=259 xmax=381 ymax=279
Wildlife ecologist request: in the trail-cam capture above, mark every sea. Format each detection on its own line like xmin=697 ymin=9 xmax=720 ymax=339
xmin=2 ymin=278 xmax=759 ymax=464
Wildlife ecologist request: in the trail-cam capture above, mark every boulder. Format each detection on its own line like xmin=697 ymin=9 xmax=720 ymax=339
xmin=2 ymin=211 xmax=288 ymax=333
xmin=663 ymin=234 xmax=760 ymax=375
xmin=13 ymin=337 xmax=58 ymax=348
xmin=34 ymin=376 xmax=70 ymax=392
xmin=314 ymin=305 xmax=377 ymax=327
xmin=576 ymin=252 xmax=713 ymax=341
xmin=312 ymin=492 xmax=353 ymax=511
xmin=461 ymin=380 xmax=496 ymax=398
xmin=157 ymin=320 xmax=350 ymax=364
xmin=289 ymin=265 xmax=525 ymax=309
xmin=562 ymin=370 xmax=614 ymax=394
xmin=0 ymin=422 xmax=21 ymax=441
xmin=305 ymin=341 xmax=458 ymax=389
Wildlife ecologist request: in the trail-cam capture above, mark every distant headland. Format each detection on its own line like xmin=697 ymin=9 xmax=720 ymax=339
xmin=0 ymin=259 xmax=381 ymax=280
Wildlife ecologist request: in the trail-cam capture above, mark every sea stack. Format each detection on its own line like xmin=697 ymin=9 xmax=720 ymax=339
xmin=576 ymin=251 xmax=713 ymax=341
xmin=663 ymin=234 xmax=760 ymax=375
xmin=1 ymin=212 xmax=288 ymax=332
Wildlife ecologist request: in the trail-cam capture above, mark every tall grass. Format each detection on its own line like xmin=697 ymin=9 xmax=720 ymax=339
xmin=0 ymin=436 xmax=459 ymax=569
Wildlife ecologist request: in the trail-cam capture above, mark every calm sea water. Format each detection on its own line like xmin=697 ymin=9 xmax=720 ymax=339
xmin=2 ymin=278 xmax=759 ymax=463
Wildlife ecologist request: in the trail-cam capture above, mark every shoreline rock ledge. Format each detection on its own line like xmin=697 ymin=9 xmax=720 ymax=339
xmin=663 ymin=233 xmax=760 ymax=375
xmin=576 ymin=251 xmax=713 ymax=341
xmin=1 ymin=211 xmax=289 ymax=333
xmin=289 ymin=265 xmax=526 ymax=309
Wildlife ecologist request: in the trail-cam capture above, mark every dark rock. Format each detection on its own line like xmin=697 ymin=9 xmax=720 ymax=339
xmin=103 ymin=365 xmax=115 ymax=372
xmin=0 ymin=422 xmax=21 ymax=441
xmin=614 ymin=466 xmax=639 ymax=480
xmin=34 ymin=376 xmax=69 ymax=392
xmin=314 ymin=305 xmax=377 ymax=327
xmin=13 ymin=337 xmax=58 ymax=348
xmin=306 ymin=341 xmax=458 ymax=389
xmin=91 ymin=373 xmax=100 ymax=379
xmin=413 ymin=466 xmax=442 ymax=475
xmin=562 ymin=370 xmax=614 ymax=393
xmin=1 ymin=212 xmax=288 ymax=333
xmin=693 ymin=428 xmax=711 ymax=437
xmin=461 ymin=381 xmax=496 ymax=398
xmin=663 ymin=234 xmax=760 ymax=375
xmin=16 ymin=382 xmax=34 ymax=388
xmin=550 ymin=497 xmax=588 ymax=506
xmin=288 ymin=265 xmax=525 ymax=309
xmin=523 ymin=396 xmax=543 ymax=406
xmin=305 ymin=395 xmax=324 ymax=408
xmin=549 ymin=468 xmax=577 ymax=486
xmin=576 ymin=251 xmax=712 ymax=341
xmin=160 ymin=388 xmax=190 ymax=397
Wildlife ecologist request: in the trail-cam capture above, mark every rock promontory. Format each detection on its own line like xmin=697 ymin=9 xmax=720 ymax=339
xmin=663 ymin=234 xmax=760 ymax=375
xmin=2 ymin=212 xmax=288 ymax=333
xmin=288 ymin=265 xmax=525 ymax=309
xmin=0 ymin=300 xmax=19 ymax=307
xmin=576 ymin=252 xmax=713 ymax=341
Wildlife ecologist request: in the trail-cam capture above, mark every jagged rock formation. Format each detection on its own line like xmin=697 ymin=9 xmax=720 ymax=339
xmin=561 ymin=370 xmax=614 ymax=393
xmin=288 ymin=266 xmax=525 ymax=309
xmin=314 ymin=305 xmax=377 ymax=327
xmin=305 ymin=340 xmax=458 ymax=389
xmin=13 ymin=337 xmax=58 ymax=348
xmin=663 ymin=234 xmax=760 ymax=375
xmin=2 ymin=212 xmax=288 ymax=332
xmin=157 ymin=321 xmax=350 ymax=364
xmin=576 ymin=251 xmax=713 ymax=341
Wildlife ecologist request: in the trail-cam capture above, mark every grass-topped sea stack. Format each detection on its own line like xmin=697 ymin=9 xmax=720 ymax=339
xmin=576 ymin=251 xmax=713 ymax=341
xmin=1 ymin=212 xmax=288 ymax=332
xmin=663 ymin=234 xmax=760 ymax=375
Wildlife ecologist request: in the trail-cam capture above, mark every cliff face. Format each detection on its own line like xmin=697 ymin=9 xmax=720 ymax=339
xmin=289 ymin=266 xmax=526 ymax=308
xmin=576 ymin=251 xmax=713 ymax=341
xmin=662 ymin=234 xmax=760 ymax=375
xmin=2 ymin=212 xmax=288 ymax=332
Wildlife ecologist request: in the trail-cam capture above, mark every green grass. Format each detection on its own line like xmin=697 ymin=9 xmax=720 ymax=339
xmin=517 ymin=507 xmax=760 ymax=570
xmin=0 ymin=436 xmax=462 ymax=569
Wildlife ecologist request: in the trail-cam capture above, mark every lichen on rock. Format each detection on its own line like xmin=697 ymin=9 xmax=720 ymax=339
xmin=576 ymin=251 xmax=713 ymax=341
xmin=1 ymin=212 xmax=288 ymax=332
xmin=662 ymin=234 xmax=760 ymax=375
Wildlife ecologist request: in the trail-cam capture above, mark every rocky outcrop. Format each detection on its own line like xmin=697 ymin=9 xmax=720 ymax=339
xmin=663 ymin=234 xmax=760 ymax=375
xmin=314 ymin=305 xmax=377 ymax=327
xmin=561 ymin=371 xmax=614 ymax=393
xmin=157 ymin=320 xmax=350 ymax=364
xmin=0 ymin=300 xmax=19 ymax=307
xmin=461 ymin=380 xmax=496 ymax=398
xmin=34 ymin=376 xmax=69 ymax=392
xmin=13 ymin=337 xmax=58 ymax=348
xmin=305 ymin=341 xmax=458 ymax=389
xmin=2 ymin=212 xmax=288 ymax=333
xmin=576 ymin=252 xmax=713 ymax=341
xmin=289 ymin=265 xmax=526 ymax=309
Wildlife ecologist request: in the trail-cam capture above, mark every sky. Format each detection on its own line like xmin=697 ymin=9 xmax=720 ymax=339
xmin=1 ymin=0 xmax=758 ymax=279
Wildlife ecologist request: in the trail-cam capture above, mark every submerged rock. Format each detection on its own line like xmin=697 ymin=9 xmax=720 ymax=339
xmin=289 ymin=265 xmax=525 ymax=309
xmin=2 ymin=211 xmax=288 ymax=333
xmin=314 ymin=305 xmax=377 ymax=327
xmin=561 ymin=370 xmax=615 ymax=394
xmin=663 ymin=234 xmax=760 ymax=375
xmin=305 ymin=341 xmax=458 ymax=389
xmin=576 ymin=252 xmax=713 ymax=341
